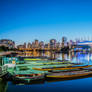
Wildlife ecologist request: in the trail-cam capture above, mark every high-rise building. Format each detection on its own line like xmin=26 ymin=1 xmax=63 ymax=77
xmin=34 ymin=39 xmax=39 ymax=48
xmin=62 ymin=37 xmax=67 ymax=48
xmin=56 ymin=42 xmax=61 ymax=48
xmin=44 ymin=43 xmax=50 ymax=49
xmin=39 ymin=41 xmax=44 ymax=49
xmin=31 ymin=42 xmax=35 ymax=48
xmin=17 ymin=45 xmax=24 ymax=49
xmin=27 ymin=42 xmax=31 ymax=48
xmin=23 ymin=42 xmax=26 ymax=48
xmin=50 ymin=39 xmax=57 ymax=48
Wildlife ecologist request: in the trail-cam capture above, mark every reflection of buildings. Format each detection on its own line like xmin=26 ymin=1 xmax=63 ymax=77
xmin=49 ymin=51 xmax=56 ymax=60
xmin=62 ymin=53 xmax=65 ymax=60
xmin=0 ymin=39 xmax=15 ymax=48
xmin=45 ymin=51 xmax=51 ymax=57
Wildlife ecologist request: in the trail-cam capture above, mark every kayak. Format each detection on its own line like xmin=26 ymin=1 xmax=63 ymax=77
xmin=33 ymin=65 xmax=92 ymax=71
xmin=46 ymin=69 xmax=92 ymax=79
xmin=14 ymin=73 xmax=45 ymax=81
xmin=24 ymin=58 xmax=42 ymax=61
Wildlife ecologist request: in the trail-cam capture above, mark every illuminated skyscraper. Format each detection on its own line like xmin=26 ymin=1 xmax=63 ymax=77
xmin=27 ymin=42 xmax=31 ymax=48
xmin=39 ymin=41 xmax=44 ymax=49
xmin=62 ymin=37 xmax=67 ymax=48
xmin=23 ymin=42 xmax=26 ymax=48
xmin=34 ymin=39 xmax=39 ymax=48
xmin=50 ymin=39 xmax=57 ymax=48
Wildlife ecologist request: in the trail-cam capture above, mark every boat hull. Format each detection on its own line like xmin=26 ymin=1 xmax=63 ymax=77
xmin=14 ymin=74 xmax=45 ymax=82
xmin=33 ymin=65 xmax=92 ymax=71
xmin=46 ymin=71 xmax=92 ymax=79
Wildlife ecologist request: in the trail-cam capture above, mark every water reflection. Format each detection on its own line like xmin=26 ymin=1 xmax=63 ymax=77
xmin=22 ymin=50 xmax=92 ymax=65
xmin=30 ymin=51 xmax=92 ymax=65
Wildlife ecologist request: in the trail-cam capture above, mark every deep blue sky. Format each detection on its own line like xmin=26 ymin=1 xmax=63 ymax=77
xmin=0 ymin=0 xmax=92 ymax=44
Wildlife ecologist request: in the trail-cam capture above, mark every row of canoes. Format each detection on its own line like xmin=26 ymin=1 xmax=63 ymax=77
xmin=46 ymin=69 xmax=92 ymax=79
xmin=13 ymin=67 xmax=92 ymax=82
xmin=13 ymin=58 xmax=92 ymax=82
xmin=14 ymin=68 xmax=92 ymax=82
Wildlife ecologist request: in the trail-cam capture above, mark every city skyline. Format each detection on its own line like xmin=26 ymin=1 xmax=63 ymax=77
xmin=0 ymin=0 xmax=92 ymax=44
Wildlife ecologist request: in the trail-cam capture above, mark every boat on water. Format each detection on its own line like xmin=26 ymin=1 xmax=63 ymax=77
xmin=46 ymin=69 xmax=92 ymax=79
xmin=33 ymin=65 xmax=92 ymax=71
xmin=27 ymin=63 xmax=73 ymax=68
xmin=24 ymin=58 xmax=43 ymax=61
xmin=26 ymin=61 xmax=69 ymax=65
xmin=14 ymin=73 xmax=45 ymax=82
xmin=48 ymin=68 xmax=82 ymax=73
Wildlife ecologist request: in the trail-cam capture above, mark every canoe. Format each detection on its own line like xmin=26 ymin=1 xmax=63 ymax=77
xmin=24 ymin=58 xmax=42 ymax=61
xmin=48 ymin=69 xmax=81 ymax=73
xmin=15 ymin=73 xmax=45 ymax=81
xmin=33 ymin=65 xmax=92 ymax=71
xmin=26 ymin=62 xmax=63 ymax=65
xmin=26 ymin=61 xmax=72 ymax=65
xmin=46 ymin=69 xmax=92 ymax=79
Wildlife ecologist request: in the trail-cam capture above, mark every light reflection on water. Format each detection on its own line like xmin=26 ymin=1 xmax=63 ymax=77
xmin=1 ymin=52 xmax=92 ymax=92
xmin=58 ymin=52 xmax=92 ymax=65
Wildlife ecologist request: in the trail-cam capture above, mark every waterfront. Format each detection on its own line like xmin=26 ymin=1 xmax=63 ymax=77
xmin=0 ymin=52 xmax=92 ymax=92
xmin=1 ymin=0 xmax=92 ymax=92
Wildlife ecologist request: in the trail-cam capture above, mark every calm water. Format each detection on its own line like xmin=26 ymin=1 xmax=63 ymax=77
xmin=1 ymin=52 xmax=92 ymax=92
xmin=6 ymin=78 xmax=92 ymax=92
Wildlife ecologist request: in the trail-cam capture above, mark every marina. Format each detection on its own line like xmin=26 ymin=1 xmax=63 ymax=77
xmin=1 ymin=0 xmax=92 ymax=91
xmin=1 ymin=51 xmax=92 ymax=83
xmin=0 ymin=52 xmax=92 ymax=92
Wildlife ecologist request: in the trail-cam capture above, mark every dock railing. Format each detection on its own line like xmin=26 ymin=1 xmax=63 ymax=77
xmin=0 ymin=66 xmax=7 ymax=76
